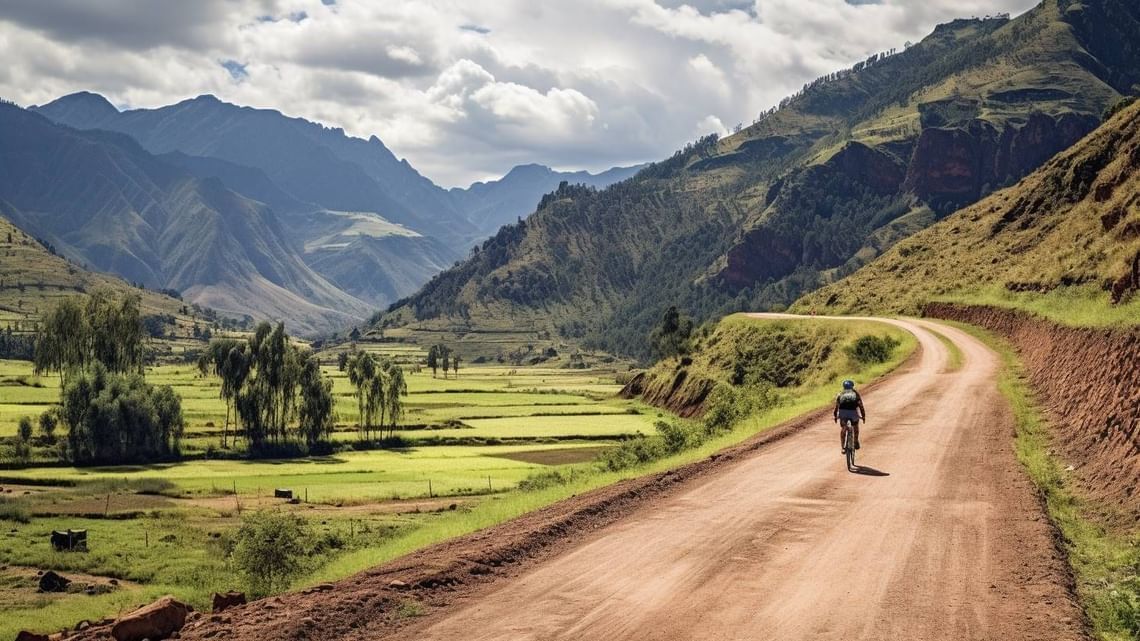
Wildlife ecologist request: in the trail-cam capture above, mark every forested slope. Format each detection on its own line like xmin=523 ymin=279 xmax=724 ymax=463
xmin=381 ymin=0 xmax=1140 ymax=359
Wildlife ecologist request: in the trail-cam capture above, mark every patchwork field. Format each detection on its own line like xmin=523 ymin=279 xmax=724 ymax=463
xmin=0 ymin=358 xmax=642 ymax=637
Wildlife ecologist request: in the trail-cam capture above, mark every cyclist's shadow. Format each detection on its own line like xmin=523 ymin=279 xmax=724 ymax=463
xmin=850 ymin=464 xmax=889 ymax=477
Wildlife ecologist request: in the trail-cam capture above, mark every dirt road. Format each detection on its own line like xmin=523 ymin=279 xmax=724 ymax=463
xmin=406 ymin=317 xmax=1085 ymax=641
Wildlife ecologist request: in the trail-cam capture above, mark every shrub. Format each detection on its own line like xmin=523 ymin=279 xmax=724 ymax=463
xmin=845 ymin=335 xmax=900 ymax=365
xmin=0 ymin=499 xmax=29 ymax=523
xmin=656 ymin=420 xmax=700 ymax=454
xmin=597 ymin=437 xmax=665 ymax=472
xmin=231 ymin=511 xmax=311 ymax=597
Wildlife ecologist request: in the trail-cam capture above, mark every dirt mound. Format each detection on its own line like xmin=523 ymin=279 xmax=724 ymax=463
xmin=925 ymin=303 xmax=1140 ymax=522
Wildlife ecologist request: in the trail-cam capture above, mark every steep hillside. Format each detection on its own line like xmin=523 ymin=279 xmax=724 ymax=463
xmin=0 ymin=103 xmax=369 ymax=334
xmin=0 ymin=213 xmax=219 ymax=356
xmin=34 ymin=94 xmax=641 ymax=308
xmin=380 ymin=0 xmax=1140 ymax=359
xmin=794 ymin=97 xmax=1140 ymax=320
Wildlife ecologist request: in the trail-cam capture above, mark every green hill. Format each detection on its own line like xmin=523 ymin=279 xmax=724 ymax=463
xmin=378 ymin=0 xmax=1140 ymax=359
xmin=0 ymin=214 xmax=222 ymax=358
xmin=794 ymin=96 xmax=1140 ymax=325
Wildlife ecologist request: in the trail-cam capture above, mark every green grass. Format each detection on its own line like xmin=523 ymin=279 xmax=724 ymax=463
xmin=950 ymin=322 xmax=1139 ymax=641
xmin=307 ymin=319 xmax=917 ymax=585
xmin=0 ymin=318 xmax=916 ymax=635
xmin=935 ymin=286 xmax=1140 ymax=329
xmin=924 ymin=326 xmax=964 ymax=371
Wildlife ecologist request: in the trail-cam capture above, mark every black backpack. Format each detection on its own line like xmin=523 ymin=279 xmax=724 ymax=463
xmin=837 ymin=389 xmax=860 ymax=410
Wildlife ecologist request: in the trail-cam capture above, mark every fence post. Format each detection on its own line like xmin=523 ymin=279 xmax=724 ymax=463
xmin=428 ymin=479 xmax=433 ymax=498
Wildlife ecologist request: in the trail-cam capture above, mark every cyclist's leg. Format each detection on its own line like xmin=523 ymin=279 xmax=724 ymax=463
xmin=840 ymin=418 xmax=850 ymax=451
xmin=853 ymin=419 xmax=861 ymax=449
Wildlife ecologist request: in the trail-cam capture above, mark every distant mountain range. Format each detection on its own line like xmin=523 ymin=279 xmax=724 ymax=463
xmin=380 ymin=0 xmax=1140 ymax=358
xmin=0 ymin=92 xmax=640 ymax=333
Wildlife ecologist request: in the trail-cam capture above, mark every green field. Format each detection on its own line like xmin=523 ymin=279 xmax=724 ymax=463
xmin=0 ymin=359 xmax=649 ymax=636
xmin=0 ymin=316 xmax=917 ymax=637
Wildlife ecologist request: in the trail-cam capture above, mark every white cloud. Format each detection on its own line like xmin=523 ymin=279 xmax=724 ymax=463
xmin=0 ymin=0 xmax=1040 ymax=186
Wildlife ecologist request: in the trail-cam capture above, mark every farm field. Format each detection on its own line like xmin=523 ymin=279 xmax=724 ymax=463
xmin=0 ymin=357 xmax=641 ymax=637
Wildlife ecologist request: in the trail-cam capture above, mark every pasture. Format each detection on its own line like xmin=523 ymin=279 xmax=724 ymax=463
xmin=0 ymin=355 xmax=641 ymax=637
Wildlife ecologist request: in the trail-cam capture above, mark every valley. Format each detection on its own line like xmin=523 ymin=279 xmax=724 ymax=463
xmin=0 ymin=0 xmax=1138 ymax=639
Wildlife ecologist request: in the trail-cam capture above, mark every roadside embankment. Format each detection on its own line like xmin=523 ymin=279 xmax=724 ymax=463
xmin=924 ymin=303 xmax=1140 ymax=522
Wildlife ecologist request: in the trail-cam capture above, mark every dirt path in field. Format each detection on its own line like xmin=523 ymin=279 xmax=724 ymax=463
xmin=130 ymin=316 xmax=1084 ymax=641
xmin=402 ymin=316 xmax=1085 ymax=641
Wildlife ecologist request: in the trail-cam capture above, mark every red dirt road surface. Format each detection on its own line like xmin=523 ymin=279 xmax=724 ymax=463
xmin=159 ymin=316 xmax=1085 ymax=641
xmin=409 ymin=317 xmax=1085 ymax=641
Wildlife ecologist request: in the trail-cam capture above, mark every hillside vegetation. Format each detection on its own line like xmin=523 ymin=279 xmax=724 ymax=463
xmin=795 ymin=97 xmax=1140 ymax=324
xmin=624 ymin=315 xmax=906 ymax=419
xmin=0 ymin=215 xmax=223 ymax=359
xmin=380 ymin=0 xmax=1140 ymax=359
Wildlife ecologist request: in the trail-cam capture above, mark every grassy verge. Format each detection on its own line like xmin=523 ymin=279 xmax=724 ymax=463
xmin=948 ymin=322 xmax=1139 ymax=641
xmin=924 ymin=326 xmax=963 ymax=371
xmin=934 ymin=285 xmax=1140 ymax=329
xmin=305 ymin=320 xmax=917 ymax=585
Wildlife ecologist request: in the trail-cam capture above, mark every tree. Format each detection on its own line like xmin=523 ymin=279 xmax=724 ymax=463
xmin=297 ymin=357 xmax=335 ymax=449
xmin=199 ymin=339 xmax=249 ymax=448
xmin=441 ymin=350 xmax=451 ymax=380
xmin=38 ymin=410 xmax=57 ymax=443
xmin=231 ymin=511 xmax=310 ymax=597
xmin=451 ymin=354 xmax=460 ymax=378
xmin=382 ymin=359 xmax=407 ymax=440
xmin=336 ymin=351 xmax=349 ymax=372
xmin=426 ymin=345 xmax=439 ymax=378
xmin=14 ymin=416 xmax=32 ymax=463
xmin=60 ymin=363 xmax=185 ymax=465
xmin=34 ymin=292 xmax=144 ymax=385
xmin=649 ymin=306 xmax=694 ymax=360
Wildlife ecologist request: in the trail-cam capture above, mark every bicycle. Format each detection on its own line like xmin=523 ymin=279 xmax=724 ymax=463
xmin=841 ymin=418 xmax=857 ymax=471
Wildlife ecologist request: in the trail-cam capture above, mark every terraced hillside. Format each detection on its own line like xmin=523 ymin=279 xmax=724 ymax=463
xmin=381 ymin=0 xmax=1140 ymax=359
xmin=0 ymin=214 xmax=222 ymax=359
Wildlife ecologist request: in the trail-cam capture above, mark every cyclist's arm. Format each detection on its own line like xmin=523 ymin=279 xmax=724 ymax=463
xmin=832 ymin=396 xmax=839 ymax=422
xmin=857 ymin=395 xmax=866 ymax=421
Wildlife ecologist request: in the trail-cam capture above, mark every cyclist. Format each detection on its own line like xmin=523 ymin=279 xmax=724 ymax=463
xmin=833 ymin=379 xmax=865 ymax=453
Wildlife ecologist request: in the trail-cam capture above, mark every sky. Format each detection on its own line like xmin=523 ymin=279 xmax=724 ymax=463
xmin=0 ymin=0 xmax=1038 ymax=187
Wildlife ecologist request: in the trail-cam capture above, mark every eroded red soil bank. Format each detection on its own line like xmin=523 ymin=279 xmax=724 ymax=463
xmin=925 ymin=303 xmax=1140 ymax=522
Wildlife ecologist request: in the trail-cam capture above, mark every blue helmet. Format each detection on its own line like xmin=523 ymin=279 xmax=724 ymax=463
xmin=842 ymin=379 xmax=855 ymax=390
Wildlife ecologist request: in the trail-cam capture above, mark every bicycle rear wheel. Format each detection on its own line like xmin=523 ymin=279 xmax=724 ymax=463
xmin=844 ymin=424 xmax=856 ymax=471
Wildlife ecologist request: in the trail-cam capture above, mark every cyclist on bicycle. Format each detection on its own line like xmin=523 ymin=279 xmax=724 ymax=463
xmin=833 ymin=379 xmax=865 ymax=453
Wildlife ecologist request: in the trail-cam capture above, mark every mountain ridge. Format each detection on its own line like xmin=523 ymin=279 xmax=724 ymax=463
xmin=377 ymin=0 xmax=1140 ymax=359
xmin=0 ymin=103 xmax=369 ymax=334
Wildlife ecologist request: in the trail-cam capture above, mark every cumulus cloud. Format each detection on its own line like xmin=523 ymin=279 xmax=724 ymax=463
xmin=0 ymin=0 xmax=1038 ymax=186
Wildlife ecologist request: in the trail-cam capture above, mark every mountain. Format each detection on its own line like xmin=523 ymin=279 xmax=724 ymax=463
xmin=794 ymin=96 xmax=1140 ymax=317
xmin=0 ymin=211 xmax=213 ymax=350
xmin=33 ymin=94 xmax=642 ymax=309
xmin=379 ymin=0 xmax=1140 ymax=359
xmin=450 ymin=163 xmax=646 ymax=237
xmin=0 ymin=103 xmax=370 ymax=335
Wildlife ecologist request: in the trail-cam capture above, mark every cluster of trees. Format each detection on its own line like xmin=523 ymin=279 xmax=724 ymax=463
xmin=198 ymin=323 xmax=337 ymax=452
xmin=32 ymin=292 xmax=185 ymax=464
xmin=426 ymin=344 xmax=460 ymax=378
xmin=343 ymin=351 xmax=407 ymax=441
xmin=0 ymin=327 xmax=33 ymax=360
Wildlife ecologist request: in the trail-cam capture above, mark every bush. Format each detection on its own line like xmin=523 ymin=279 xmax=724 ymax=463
xmin=231 ymin=511 xmax=311 ymax=597
xmin=656 ymin=420 xmax=700 ymax=454
xmin=0 ymin=499 xmax=29 ymax=523
xmin=597 ymin=437 xmax=666 ymax=472
xmin=845 ymin=335 xmax=900 ymax=365
xmin=703 ymin=382 xmax=780 ymax=434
